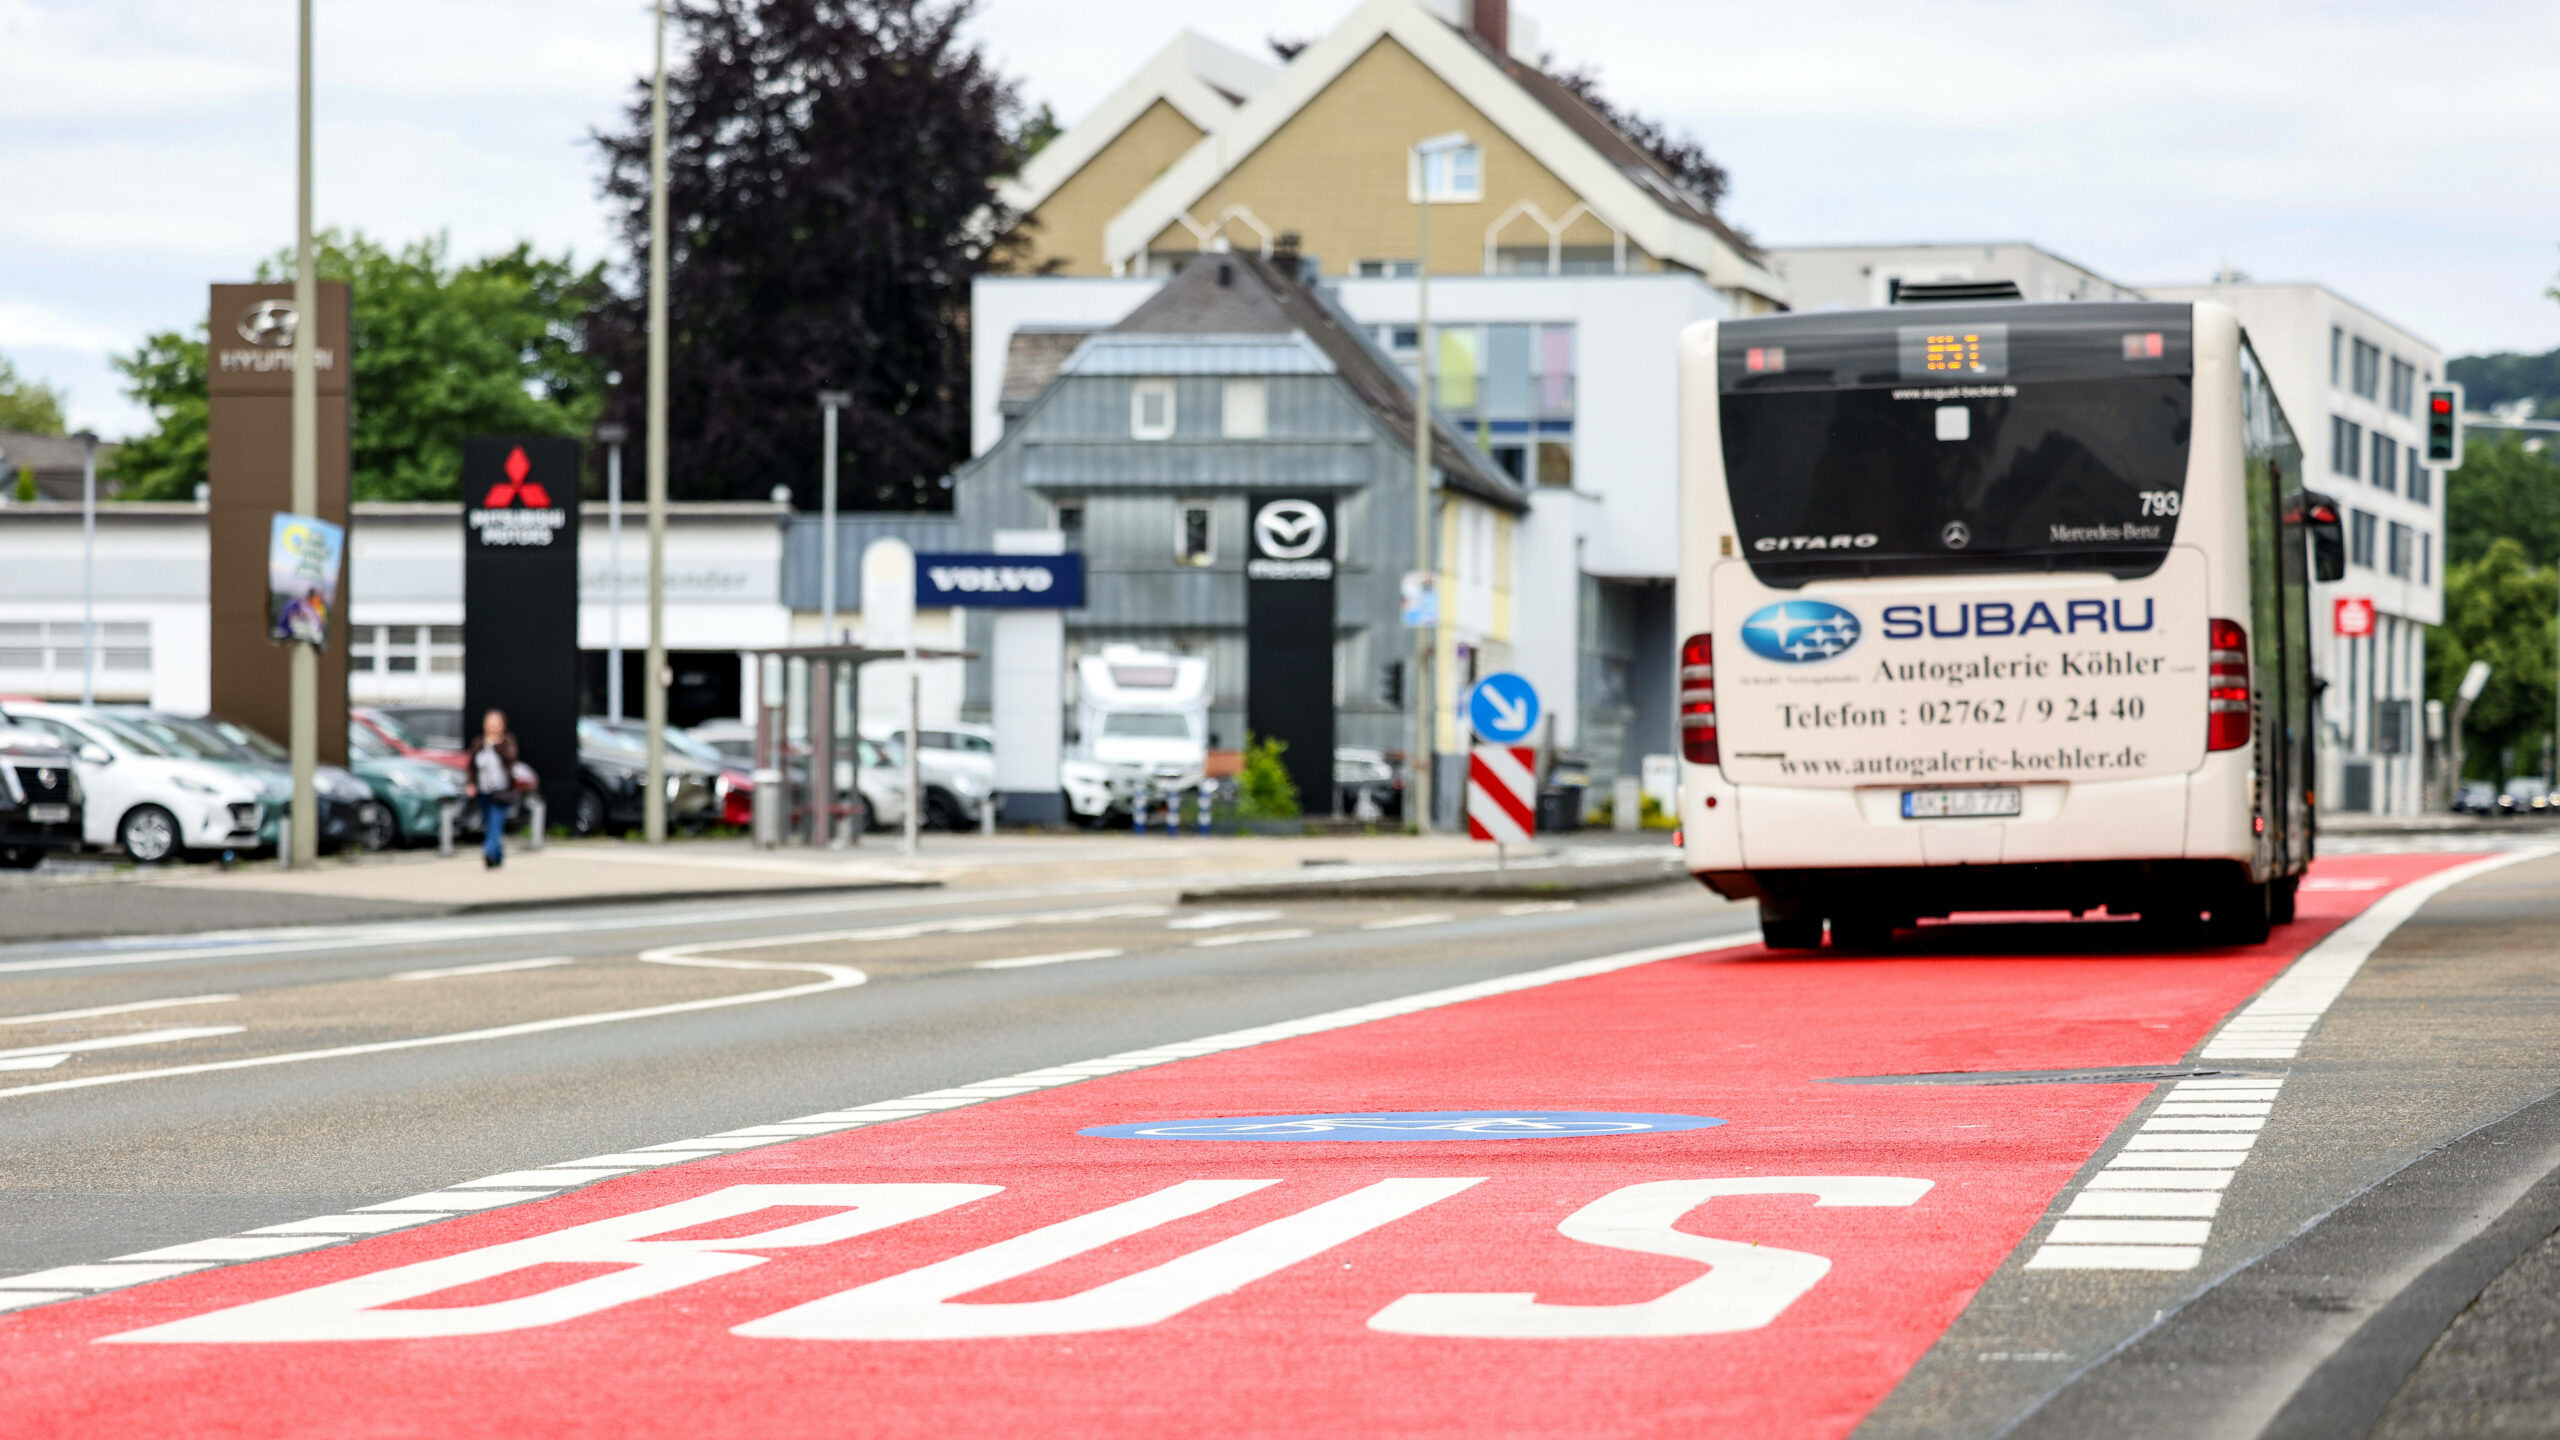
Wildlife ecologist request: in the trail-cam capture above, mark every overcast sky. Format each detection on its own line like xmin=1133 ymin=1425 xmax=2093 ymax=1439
xmin=6 ymin=0 xmax=2556 ymax=437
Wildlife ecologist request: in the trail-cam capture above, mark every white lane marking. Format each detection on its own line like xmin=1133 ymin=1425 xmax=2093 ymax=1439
xmin=1500 ymin=901 xmax=1577 ymax=916
xmin=1166 ymin=910 xmax=1283 ymax=931
xmin=449 ymin=1169 xmax=638 ymax=1189
xmin=974 ymin=948 xmax=1123 ymax=971
xmin=0 ymin=1263 xmax=213 ymax=1291
xmin=392 ymin=957 xmax=573 ymax=981
xmin=0 ymin=1291 xmax=81 ymax=1312
xmin=2106 ymin=1151 xmax=2261 ymax=1168
xmin=2087 ymin=1171 xmax=2235 ymax=1190
xmin=117 ymin=1236 xmax=340 ymax=1262
xmin=2047 ymin=1219 xmax=2213 ymax=1245
xmin=1190 ymin=929 xmax=1315 ymax=948
xmin=0 ymin=1026 xmax=244 ymax=1064
xmin=2202 ymin=848 xmax=2555 ymax=1060
xmin=0 ymin=994 xmax=239 ymax=1025
xmin=0 ymin=1055 xmax=68 ymax=1071
xmin=0 ymin=949 xmax=861 ymax=1103
xmin=1361 ymin=913 xmax=1456 ymax=930
xmin=356 ymin=1190 xmax=559 ymax=1214
xmin=2064 ymin=1190 xmax=2221 ymax=1217
xmin=16 ymin=927 xmax=1764 ymax=1311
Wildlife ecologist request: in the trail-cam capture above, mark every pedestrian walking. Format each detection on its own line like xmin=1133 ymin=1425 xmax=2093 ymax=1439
xmin=463 ymin=708 xmax=520 ymax=869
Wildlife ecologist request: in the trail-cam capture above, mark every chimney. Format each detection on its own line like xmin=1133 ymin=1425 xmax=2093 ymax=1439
xmin=1468 ymin=0 xmax=1507 ymax=56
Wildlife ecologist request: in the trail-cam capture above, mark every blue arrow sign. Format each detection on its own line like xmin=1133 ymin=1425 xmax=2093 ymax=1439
xmin=1466 ymin=671 xmax=1540 ymax=744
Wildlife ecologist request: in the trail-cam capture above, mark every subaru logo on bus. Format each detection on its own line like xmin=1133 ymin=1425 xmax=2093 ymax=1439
xmin=1740 ymin=600 xmax=1862 ymax=664
xmin=1079 ymin=1110 xmax=1727 ymax=1142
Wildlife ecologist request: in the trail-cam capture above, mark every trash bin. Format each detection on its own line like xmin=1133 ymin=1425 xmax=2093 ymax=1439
xmin=1538 ymin=784 xmax=1584 ymax=833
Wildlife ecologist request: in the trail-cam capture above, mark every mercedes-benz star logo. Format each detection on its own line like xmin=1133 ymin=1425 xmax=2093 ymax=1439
xmin=1941 ymin=520 xmax=1972 ymax=550
xmin=1254 ymin=499 xmax=1327 ymax=560
xmin=238 ymin=299 xmax=298 ymax=349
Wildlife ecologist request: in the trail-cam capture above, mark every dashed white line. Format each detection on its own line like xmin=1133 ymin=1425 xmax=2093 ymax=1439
xmin=0 ymin=994 xmax=239 ymax=1025
xmin=391 ymin=957 xmax=574 ymax=981
xmin=0 ymin=1026 xmax=244 ymax=1065
xmin=1191 ymin=928 xmax=1316 ymax=948
xmin=1361 ymin=912 xmax=1456 ymax=930
xmin=973 ymin=948 xmax=1124 ymax=970
xmin=1500 ymin=901 xmax=1578 ymax=916
xmin=1166 ymin=910 xmax=1284 ymax=931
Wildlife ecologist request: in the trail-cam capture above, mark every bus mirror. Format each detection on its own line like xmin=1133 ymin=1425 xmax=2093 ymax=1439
xmin=2302 ymin=489 xmax=2347 ymax=582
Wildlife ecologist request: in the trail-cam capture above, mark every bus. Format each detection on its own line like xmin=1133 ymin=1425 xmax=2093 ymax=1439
xmin=1676 ymin=299 xmax=2346 ymax=948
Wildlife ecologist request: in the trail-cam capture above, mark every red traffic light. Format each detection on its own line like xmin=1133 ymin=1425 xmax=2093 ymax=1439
xmin=2431 ymin=395 xmax=2453 ymax=415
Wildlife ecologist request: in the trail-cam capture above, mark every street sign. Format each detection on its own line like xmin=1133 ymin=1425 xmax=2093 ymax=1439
xmin=913 ymin=552 xmax=1084 ymax=609
xmin=1467 ymin=744 xmax=1537 ymax=844
xmin=1399 ymin=571 xmax=1438 ymax=628
xmin=1466 ymin=671 xmax=1540 ymax=743
xmin=2334 ymin=595 xmax=2375 ymax=638
xmin=862 ymin=537 xmax=916 ymax=647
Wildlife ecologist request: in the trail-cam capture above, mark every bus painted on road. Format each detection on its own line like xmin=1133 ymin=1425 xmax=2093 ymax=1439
xmin=1677 ymin=301 xmax=2346 ymax=947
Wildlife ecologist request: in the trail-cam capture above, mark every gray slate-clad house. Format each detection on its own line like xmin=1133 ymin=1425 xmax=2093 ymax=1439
xmin=954 ymin=250 xmax=1528 ymax=786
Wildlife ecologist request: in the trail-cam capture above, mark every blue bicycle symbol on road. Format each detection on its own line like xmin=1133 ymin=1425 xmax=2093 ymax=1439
xmin=1079 ymin=1110 xmax=1727 ymax=1142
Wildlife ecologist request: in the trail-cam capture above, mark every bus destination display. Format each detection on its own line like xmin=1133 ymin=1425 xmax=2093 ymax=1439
xmin=1898 ymin=323 xmax=2008 ymax=379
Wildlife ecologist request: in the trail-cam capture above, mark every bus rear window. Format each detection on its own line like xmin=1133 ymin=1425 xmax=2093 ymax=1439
xmin=1719 ymin=304 xmax=2193 ymax=587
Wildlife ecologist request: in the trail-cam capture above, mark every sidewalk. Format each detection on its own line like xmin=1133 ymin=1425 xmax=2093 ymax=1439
xmin=0 ymin=831 xmax=1658 ymax=945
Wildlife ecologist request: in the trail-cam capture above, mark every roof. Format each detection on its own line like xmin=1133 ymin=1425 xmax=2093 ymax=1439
xmin=1074 ymin=252 xmax=1525 ymax=512
xmin=0 ymin=430 xmax=118 ymax=503
xmin=1000 ymin=329 xmax=1098 ymax=417
xmin=996 ymin=31 xmax=1277 ymax=221
xmin=1100 ymin=0 xmax=1783 ymax=299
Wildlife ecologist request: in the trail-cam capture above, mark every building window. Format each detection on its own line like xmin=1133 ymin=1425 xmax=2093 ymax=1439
xmin=1221 ymin=379 xmax=1267 ymax=439
xmin=1410 ymin=143 xmax=1482 ymax=203
xmin=2331 ymin=416 xmax=2363 ymax=478
xmin=2421 ymin=531 xmax=2432 ymax=584
xmin=0 ymin=621 xmax=148 ymax=683
xmin=2407 ymin=449 xmax=2431 ymax=505
xmin=2329 ymin=326 xmax=2343 ymax=386
xmin=2349 ymin=509 xmax=2378 ymax=568
xmin=2388 ymin=357 xmax=2415 ymax=415
xmin=1054 ymin=500 xmax=1084 ymax=550
xmin=1130 ymin=380 xmax=1176 ymax=440
xmin=1174 ymin=501 xmax=1214 ymax=567
xmin=2372 ymin=432 xmax=2397 ymax=494
xmin=427 ymin=625 xmax=463 ymax=673
xmin=2350 ymin=338 xmax=2381 ymax=400
xmin=2387 ymin=521 xmax=2413 ymax=578
xmin=1537 ymin=438 xmax=1574 ymax=488
xmin=1353 ymin=259 xmax=1418 ymax=278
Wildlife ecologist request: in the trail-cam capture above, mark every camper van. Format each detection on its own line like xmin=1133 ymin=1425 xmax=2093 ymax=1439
xmin=1061 ymin=645 xmax=1210 ymax=824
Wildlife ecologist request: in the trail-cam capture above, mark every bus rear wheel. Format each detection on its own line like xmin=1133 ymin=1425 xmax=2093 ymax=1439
xmin=1758 ymin=900 xmax=1823 ymax=951
xmin=2206 ymin=880 xmax=2272 ymax=947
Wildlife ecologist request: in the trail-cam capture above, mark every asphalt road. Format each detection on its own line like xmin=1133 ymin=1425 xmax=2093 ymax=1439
xmin=5 ymin=847 xmax=2559 ymax=1438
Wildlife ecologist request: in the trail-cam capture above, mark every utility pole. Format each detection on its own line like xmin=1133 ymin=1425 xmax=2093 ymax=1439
xmin=819 ymin=390 xmax=849 ymax=643
xmin=77 ymin=430 xmax=96 ymax=705
xmin=643 ymin=0 xmax=671 ymax=843
xmin=598 ymin=408 xmax=627 ymax=720
xmin=287 ymin=0 xmax=319 ymax=868
xmin=1407 ymin=131 xmax=1469 ymax=834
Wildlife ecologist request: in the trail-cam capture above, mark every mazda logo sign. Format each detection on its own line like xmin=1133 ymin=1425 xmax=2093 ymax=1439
xmin=1253 ymin=499 xmax=1327 ymax=560
xmin=238 ymin=299 xmax=298 ymax=349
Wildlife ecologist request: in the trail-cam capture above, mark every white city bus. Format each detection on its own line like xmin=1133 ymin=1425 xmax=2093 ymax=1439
xmin=1676 ymin=299 xmax=2347 ymax=948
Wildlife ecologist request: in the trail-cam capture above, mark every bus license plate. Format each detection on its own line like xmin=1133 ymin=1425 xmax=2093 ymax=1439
xmin=28 ymin=804 xmax=70 ymax=823
xmin=1902 ymin=787 xmax=2021 ymax=820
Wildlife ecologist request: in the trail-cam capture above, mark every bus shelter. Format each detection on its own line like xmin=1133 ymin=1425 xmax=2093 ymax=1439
xmin=740 ymin=642 xmax=972 ymax=848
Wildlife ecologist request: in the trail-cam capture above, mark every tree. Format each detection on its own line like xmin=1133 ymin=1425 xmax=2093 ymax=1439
xmin=2444 ymin=432 xmax=2560 ymax=570
xmin=109 ymin=231 xmax=608 ymax=502
xmin=106 ymin=329 xmax=209 ymax=500
xmin=2447 ymin=347 xmax=2560 ymax=421
xmin=1543 ymin=61 xmax=1732 ymax=217
xmin=0 ymin=354 xmax=67 ymax=434
xmin=591 ymin=0 xmax=1032 ymax=509
xmin=2426 ymin=537 xmax=2558 ymax=781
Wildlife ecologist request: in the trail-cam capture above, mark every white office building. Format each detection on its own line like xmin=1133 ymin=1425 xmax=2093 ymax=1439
xmin=2148 ymin=279 xmax=2446 ymax=815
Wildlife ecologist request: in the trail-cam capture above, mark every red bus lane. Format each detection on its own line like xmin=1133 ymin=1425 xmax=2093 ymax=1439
xmin=3 ymin=854 xmax=2471 ymax=1439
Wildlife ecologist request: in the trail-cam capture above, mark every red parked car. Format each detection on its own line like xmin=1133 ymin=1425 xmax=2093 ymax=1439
xmin=351 ymin=707 xmax=466 ymax=772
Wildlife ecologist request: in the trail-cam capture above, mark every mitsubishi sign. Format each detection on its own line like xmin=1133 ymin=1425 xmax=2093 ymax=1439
xmin=461 ymin=436 xmax=582 ymax=821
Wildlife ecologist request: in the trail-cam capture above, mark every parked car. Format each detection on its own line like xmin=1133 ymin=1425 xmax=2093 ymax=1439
xmin=590 ymin=718 xmax=753 ymax=828
xmin=0 ymin=720 xmax=84 ymax=869
xmin=117 ymin=710 xmax=383 ymax=853
xmin=2499 ymin=777 xmax=2553 ymax=817
xmin=1335 ymin=747 xmax=1404 ymax=820
xmin=345 ymin=720 xmax=472 ymax=845
xmin=571 ymin=717 xmax=720 ymax=836
xmin=0 ymin=702 xmax=265 ymax=862
xmin=371 ymin=705 xmax=468 ymax=752
xmin=352 ymin=706 xmax=467 ymax=772
xmin=2452 ymin=781 xmax=2499 ymax=817
xmin=868 ymin=723 xmax=999 ymax=829
xmin=688 ymin=717 xmax=905 ymax=832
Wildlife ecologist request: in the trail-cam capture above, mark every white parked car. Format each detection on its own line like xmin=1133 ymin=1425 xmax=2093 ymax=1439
xmin=0 ymin=703 xmax=266 ymax=862
xmin=687 ymin=718 xmax=910 ymax=831
xmin=867 ymin=723 xmax=998 ymax=829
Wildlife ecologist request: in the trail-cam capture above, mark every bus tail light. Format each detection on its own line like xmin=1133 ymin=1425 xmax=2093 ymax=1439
xmin=1680 ymin=633 xmax=1718 ymax=764
xmin=2208 ymin=618 xmax=2251 ymax=752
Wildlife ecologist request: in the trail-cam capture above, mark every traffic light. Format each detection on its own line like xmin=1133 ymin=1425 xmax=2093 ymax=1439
xmin=2424 ymin=383 xmax=2464 ymax=469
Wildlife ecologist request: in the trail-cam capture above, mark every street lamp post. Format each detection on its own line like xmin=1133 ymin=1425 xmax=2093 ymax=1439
xmin=1408 ymin=130 xmax=1469 ymax=833
xmin=77 ymin=430 xmax=97 ymax=705
xmin=818 ymin=390 xmax=850 ymax=644
xmin=643 ymin=0 xmax=672 ymax=843
xmin=598 ymin=408 xmax=628 ymax=721
xmin=287 ymin=0 xmax=319 ymax=868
